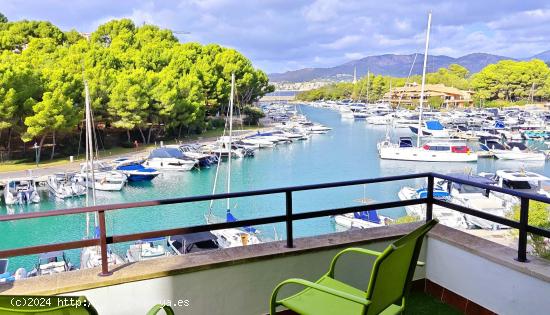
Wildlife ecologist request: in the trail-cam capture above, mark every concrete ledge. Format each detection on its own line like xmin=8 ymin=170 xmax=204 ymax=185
xmin=0 ymin=222 xmax=421 ymax=295
xmin=428 ymin=224 xmax=550 ymax=283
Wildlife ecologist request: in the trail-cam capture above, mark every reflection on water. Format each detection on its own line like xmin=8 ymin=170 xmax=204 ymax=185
xmin=2 ymin=105 xmax=550 ymax=272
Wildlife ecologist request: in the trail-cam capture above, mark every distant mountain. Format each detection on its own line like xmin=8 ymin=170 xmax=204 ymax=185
xmin=269 ymin=51 xmax=550 ymax=83
xmin=530 ymin=50 xmax=550 ymax=61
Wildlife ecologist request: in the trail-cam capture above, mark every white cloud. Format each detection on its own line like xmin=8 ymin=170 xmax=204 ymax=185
xmin=321 ymin=35 xmax=362 ymax=50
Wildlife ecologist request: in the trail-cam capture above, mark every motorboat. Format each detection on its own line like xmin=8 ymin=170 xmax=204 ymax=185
xmin=436 ymin=174 xmax=512 ymax=230
xmin=409 ymin=120 xmax=450 ymax=138
xmin=478 ymin=138 xmax=506 ymax=158
xmin=80 ymin=245 xmax=125 ymax=269
xmin=3 ymin=178 xmax=41 ymax=205
xmin=205 ymin=211 xmax=261 ymax=248
xmin=28 ymin=251 xmax=75 ymax=277
xmin=168 ymin=232 xmax=220 ymax=255
xmin=80 ymin=161 xmax=127 ymax=191
xmin=143 ymin=147 xmax=198 ymax=171
xmin=479 ymin=170 xmax=550 ymax=202
xmin=378 ymin=138 xmax=477 ymax=162
xmin=112 ymin=158 xmax=160 ymax=181
xmin=307 ymin=124 xmax=332 ymax=134
xmin=492 ymin=142 xmax=546 ymax=161
xmin=333 ymin=210 xmax=390 ymax=229
xmin=47 ymin=172 xmax=87 ymax=198
xmin=126 ymin=238 xmax=170 ymax=262
xmin=177 ymin=144 xmax=219 ymax=167
xmin=398 ymin=186 xmax=467 ymax=229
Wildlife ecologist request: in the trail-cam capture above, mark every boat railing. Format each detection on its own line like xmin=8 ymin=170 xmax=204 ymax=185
xmin=1 ymin=172 xmax=549 ymax=276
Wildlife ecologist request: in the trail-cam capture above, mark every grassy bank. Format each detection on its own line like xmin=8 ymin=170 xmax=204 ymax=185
xmin=0 ymin=125 xmax=263 ymax=173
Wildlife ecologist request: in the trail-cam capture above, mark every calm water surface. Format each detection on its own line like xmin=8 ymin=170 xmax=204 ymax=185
xmin=2 ymin=105 xmax=549 ymax=272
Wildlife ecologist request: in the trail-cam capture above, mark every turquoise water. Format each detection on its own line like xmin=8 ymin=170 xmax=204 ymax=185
xmin=2 ymin=105 xmax=549 ymax=273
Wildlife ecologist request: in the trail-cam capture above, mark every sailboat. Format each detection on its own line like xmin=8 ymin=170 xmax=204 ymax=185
xmin=79 ymin=81 xmax=124 ymax=269
xmin=205 ymin=73 xmax=261 ymax=248
xmin=377 ymin=12 xmax=477 ymax=163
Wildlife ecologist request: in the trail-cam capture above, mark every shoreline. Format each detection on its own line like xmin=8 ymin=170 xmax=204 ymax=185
xmin=0 ymin=127 xmax=270 ymax=182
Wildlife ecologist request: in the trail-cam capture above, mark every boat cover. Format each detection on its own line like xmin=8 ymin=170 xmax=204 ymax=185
xmin=226 ymin=210 xmax=257 ymax=233
xmin=353 ymin=211 xmax=381 ymax=224
xmin=416 ymin=188 xmax=449 ymax=199
xmin=149 ymin=148 xmax=185 ymax=159
xmin=425 ymin=120 xmax=444 ymax=130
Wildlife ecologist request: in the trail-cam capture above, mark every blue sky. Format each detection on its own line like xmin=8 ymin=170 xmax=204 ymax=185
xmin=3 ymin=0 xmax=550 ymax=73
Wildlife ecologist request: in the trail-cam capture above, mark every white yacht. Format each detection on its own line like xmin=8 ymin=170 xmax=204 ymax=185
xmin=436 ymin=174 xmax=513 ymax=230
xmin=47 ymin=172 xmax=87 ymax=199
xmin=479 ymin=170 xmax=550 ymax=203
xmin=398 ymin=186 xmax=467 ymax=229
xmin=492 ymin=142 xmax=546 ymax=161
xmin=333 ymin=210 xmax=390 ymax=229
xmin=144 ymin=147 xmax=198 ymax=171
xmin=80 ymin=245 xmax=125 ymax=269
xmin=3 ymin=178 xmax=41 ymax=205
xmin=126 ymin=238 xmax=170 ymax=262
xmin=378 ymin=138 xmax=477 ymax=162
xmin=80 ymin=161 xmax=127 ymax=191
xmin=409 ymin=120 xmax=450 ymax=138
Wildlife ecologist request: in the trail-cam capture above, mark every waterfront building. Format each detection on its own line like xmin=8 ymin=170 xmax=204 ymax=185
xmin=384 ymin=82 xmax=474 ymax=108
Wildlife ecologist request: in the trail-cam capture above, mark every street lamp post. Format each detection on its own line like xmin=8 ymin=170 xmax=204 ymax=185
xmin=33 ymin=142 xmax=39 ymax=167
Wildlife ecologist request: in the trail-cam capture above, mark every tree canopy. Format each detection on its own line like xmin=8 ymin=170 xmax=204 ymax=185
xmin=0 ymin=18 xmax=273 ymax=160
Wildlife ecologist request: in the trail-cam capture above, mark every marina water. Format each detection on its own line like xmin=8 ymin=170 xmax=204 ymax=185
xmin=2 ymin=105 xmax=549 ymax=273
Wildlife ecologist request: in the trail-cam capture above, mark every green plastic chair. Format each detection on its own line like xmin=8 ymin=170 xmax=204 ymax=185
xmin=270 ymin=219 xmax=438 ymax=315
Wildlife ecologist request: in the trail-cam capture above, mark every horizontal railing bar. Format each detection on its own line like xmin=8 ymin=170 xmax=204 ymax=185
xmin=431 ymin=173 xmax=550 ymax=204
xmin=0 ymin=173 xmax=430 ymax=222
xmin=0 ymin=239 xmax=98 ymax=259
xmin=434 ymin=199 xmax=521 ymax=229
xmin=291 ymin=199 xmax=427 ymax=221
xmin=109 ymin=215 xmax=289 ymax=244
xmin=3 ymin=198 xmax=426 ymax=258
xmin=110 ymin=199 xmax=425 ymax=244
xmin=526 ymin=225 xmax=550 ymax=239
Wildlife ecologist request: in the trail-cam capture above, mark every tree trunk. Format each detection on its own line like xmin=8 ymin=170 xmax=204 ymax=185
xmin=138 ymin=127 xmax=146 ymax=145
xmin=50 ymin=131 xmax=56 ymax=160
xmin=6 ymin=127 xmax=12 ymax=160
xmin=37 ymin=134 xmax=46 ymax=165
xmin=178 ymin=125 xmax=183 ymax=139
xmin=126 ymin=130 xmax=131 ymax=142
xmin=147 ymin=127 xmax=153 ymax=144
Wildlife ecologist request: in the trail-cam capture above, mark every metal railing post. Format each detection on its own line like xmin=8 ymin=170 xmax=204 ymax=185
xmin=517 ymin=197 xmax=529 ymax=263
xmin=426 ymin=175 xmax=434 ymax=221
xmin=98 ymin=211 xmax=113 ymax=276
xmin=285 ymin=191 xmax=294 ymax=248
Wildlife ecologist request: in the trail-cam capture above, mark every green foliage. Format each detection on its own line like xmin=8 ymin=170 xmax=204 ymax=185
xmin=0 ymin=12 xmax=7 ymax=23
xmin=0 ymin=18 xmax=272 ymax=156
xmin=242 ymin=105 xmax=265 ymax=125
xmin=298 ymin=61 xmax=550 ymax=108
xmin=511 ymin=201 xmax=550 ymax=259
xmin=471 ymin=59 xmax=550 ymax=102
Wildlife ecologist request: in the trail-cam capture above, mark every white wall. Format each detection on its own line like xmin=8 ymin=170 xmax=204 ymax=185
xmin=426 ymin=238 xmax=550 ymax=315
xmin=70 ymin=240 xmax=426 ymax=315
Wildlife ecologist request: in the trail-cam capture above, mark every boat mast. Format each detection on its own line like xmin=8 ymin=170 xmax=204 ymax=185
xmin=226 ymin=73 xmax=235 ymax=211
xmin=84 ymin=81 xmax=97 ymax=235
xmin=366 ymin=69 xmax=370 ymax=104
xmin=416 ymin=11 xmax=432 ymax=148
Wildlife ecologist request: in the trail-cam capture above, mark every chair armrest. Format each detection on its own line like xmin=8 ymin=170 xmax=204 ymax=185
xmin=328 ymin=247 xmax=382 ymax=277
xmin=271 ymin=278 xmax=371 ymax=306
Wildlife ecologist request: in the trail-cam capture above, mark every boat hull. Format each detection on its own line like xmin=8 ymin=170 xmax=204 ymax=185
xmin=379 ymin=147 xmax=478 ymax=162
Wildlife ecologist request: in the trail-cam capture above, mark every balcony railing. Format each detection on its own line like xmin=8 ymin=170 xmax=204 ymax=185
xmin=1 ymin=172 xmax=550 ymax=276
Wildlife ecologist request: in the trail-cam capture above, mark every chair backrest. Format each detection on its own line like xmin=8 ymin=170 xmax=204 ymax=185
xmin=364 ymin=219 xmax=438 ymax=315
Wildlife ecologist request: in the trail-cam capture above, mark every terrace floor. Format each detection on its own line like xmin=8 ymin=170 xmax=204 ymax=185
xmin=405 ymin=292 xmax=462 ymax=315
